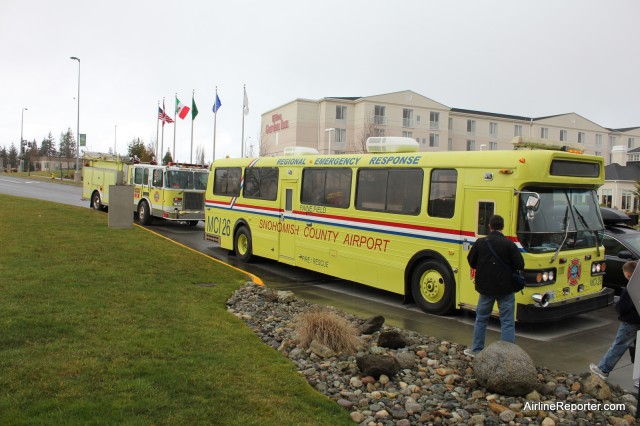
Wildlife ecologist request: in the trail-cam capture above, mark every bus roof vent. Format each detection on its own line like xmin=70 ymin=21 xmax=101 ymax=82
xmin=284 ymin=146 xmax=319 ymax=156
xmin=512 ymin=136 xmax=584 ymax=154
xmin=366 ymin=137 xmax=419 ymax=153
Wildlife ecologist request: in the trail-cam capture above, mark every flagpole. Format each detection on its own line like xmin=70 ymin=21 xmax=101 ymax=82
xmin=213 ymin=86 xmax=218 ymax=163
xmin=173 ymin=93 xmax=177 ymax=162
xmin=190 ymin=89 xmax=195 ymax=164
xmin=241 ymin=84 xmax=245 ymax=158
xmin=156 ymin=100 xmax=160 ymax=161
xmin=161 ymin=97 xmax=166 ymax=163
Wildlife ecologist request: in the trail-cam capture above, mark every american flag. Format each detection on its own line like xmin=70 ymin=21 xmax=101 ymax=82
xmin=158 ymin=106 xmax=174 ymax=124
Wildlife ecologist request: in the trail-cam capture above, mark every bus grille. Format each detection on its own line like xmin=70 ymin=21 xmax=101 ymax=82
xmin=184 ymin=192 xmax=204 ymax=210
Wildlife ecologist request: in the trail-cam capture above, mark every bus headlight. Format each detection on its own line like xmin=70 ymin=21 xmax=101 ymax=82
xmin=591 ymin=261 xmax=606 ymax=276
xmin=173 ymin=197 xmax=183 ymax=207
xmin=529 ymin=269 xmax=557 ymax=286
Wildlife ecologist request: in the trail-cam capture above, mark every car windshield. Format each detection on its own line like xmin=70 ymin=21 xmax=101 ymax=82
xmin=166 ymin=170 xmax=194 ymax=189
xmin=194 ymin=171 xmax=208 ymax=190
xmin=517 ymin=187 xmax=603 ymax=253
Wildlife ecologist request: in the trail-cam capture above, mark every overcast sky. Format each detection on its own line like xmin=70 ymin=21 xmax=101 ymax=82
xmin=1 ymin=0 xmax=639 ymax=163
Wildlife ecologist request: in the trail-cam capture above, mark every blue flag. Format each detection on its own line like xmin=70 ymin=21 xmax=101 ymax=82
xmin=212 ymin=94 xmax=222 ymax=113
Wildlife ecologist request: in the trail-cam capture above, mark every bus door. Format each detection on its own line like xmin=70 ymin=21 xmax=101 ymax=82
xmin=278 ymin=180 xmax=297 ymax=263
xmin=459 ymin=188 xmax=513 ymax=309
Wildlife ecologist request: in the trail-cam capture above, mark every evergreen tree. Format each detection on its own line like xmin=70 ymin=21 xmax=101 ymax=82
xmin=39 ymin=132 xmax=57 ymax=157
xmin=162 ymin=149 xmax=173 ymax=164
xmin=127 ymin=137 xmax=154 ymax=162
xmin=0 ymin=146 xmax=7 ymax=171
xmin=59 ymin=128 xmax=76 ymax=159
xmin=8 ymin=144 xmax=18 ymax=169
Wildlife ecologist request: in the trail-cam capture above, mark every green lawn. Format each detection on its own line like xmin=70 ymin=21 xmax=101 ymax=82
xmin=0 ymin=194 xmax=352 ymax=425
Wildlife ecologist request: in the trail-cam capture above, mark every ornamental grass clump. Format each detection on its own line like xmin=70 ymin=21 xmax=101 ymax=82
xmin=294 ymin=308 xmax=360 ymax=354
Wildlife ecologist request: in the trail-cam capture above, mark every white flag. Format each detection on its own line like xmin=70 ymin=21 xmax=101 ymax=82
xmin=243 ymin=87 xmax=249 ymax=116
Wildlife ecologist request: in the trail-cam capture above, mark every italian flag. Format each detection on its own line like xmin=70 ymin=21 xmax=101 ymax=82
xmin=176 ymin=97 xmax=190 ymax=119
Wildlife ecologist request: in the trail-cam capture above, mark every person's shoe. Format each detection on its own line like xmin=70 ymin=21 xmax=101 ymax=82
xmin=589 ymin=363 xmax=608 ymax=380
xmin=464 ymin=348 xmax=478 ymax=358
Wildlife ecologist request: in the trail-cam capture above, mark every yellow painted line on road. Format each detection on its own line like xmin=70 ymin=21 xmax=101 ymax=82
xmin=135 ymin=224 xmax=264 ymax=286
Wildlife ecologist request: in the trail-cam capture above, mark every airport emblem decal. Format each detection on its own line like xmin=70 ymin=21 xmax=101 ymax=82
xmin=567 ymin=258 xmax=581 ymax=286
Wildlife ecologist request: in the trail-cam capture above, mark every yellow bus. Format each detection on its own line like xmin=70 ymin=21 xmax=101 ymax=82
xmin=204 ymin=137 xmax=613 ymax=322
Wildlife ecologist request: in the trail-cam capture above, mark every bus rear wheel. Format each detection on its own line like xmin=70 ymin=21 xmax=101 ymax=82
xmin=411 ymin=260 xmax=455 ymax=315
xmin=234 ymin=227 xmax=254 ymax=262
xmin=138 ymin=201 xmax=152 ymax=226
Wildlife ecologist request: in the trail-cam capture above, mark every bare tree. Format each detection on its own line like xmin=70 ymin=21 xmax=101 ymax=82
xmin=352 ymin=112 xmax=379 ymax=154
xmin=195 ymin=145 xmax=206 ymax=165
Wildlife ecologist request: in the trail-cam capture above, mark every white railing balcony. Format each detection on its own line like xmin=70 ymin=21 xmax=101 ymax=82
xmin=374 ymin=115 xmax=387 ymax=125
xmin=430 ymin=121 xmax=440 ymax=130
xmin=402 ymin=118 xmax=414 ymax=128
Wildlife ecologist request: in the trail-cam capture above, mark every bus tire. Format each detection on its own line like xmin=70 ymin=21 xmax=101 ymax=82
xmin=411 ymin=260 xmax=455 ymax=315
xmin=138 ymin=201 xmax=152 ymax=226
xmin=91 ymin=192 xmax=102 ymax=211
xmin=234 ymin=227 xmax=254 ymax=262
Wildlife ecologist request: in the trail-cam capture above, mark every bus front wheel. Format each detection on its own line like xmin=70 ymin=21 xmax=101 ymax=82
xmin=411 ymin=260 xmax=455 ymax=315
xmin=138 ymin=201 xmax=152 ymax=226
xmin=234 ymin=227 xmax=254 ymax=262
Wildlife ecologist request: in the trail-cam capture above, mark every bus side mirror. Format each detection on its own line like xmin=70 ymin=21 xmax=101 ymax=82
xmin=525 ymin=194 xmax=540 ymax=220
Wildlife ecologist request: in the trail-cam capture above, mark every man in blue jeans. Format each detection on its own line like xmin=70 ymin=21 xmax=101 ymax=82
xmin=464 ymin=214 xmax=524 ymax=357
xmin=590 ymin=261 xmax=639 ymax=386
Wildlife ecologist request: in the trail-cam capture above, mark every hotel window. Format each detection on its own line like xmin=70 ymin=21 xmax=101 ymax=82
xmin=489 ymin=122 xmax=498 ymax=137
xmin=610 ymin=136 xmax=617 ymax=146
xmin=601 ymin=189 xmax=612 ymax=207
xmin=514 ymin=125 xmax=523 ymax=137
xmin=622 ymin=191 xmax=633 ymax=211
xmin=402 ymin=109 xmax=414 ymax=127
xmin=429 ymin=133 xmax=439 ymax=147
xmin=430 ymin=112 xmax=440 ymax=130
xmin=402 ymin=131 xmax=413 ymax=138
xmin=578 ymin=132 xmax=585 ymax=144
xmin=629 ymin=138 xmax=635 ymax=149
xmin=595 ymin=134 xmax=602 ymax=146
xmin=448 ymin=138 xmax=453 ymax=150
xmin=540 ymin=127 xmax=548 ymax=139
xmin=335 ymin=128 xmax=346 ymax=143
xmin=467 ymin=120 xmax=476 ymax=135
xmin=489 ymin=142 xmax=497 ymax=150
xmin=373 ymin=128 xmax=385 ymax=137
xmin=629 ymin=154 xmax=640 ymax=162
xmin=560 ymin=130 xmax=568 ymax=142
xmin=448 ymin=117 xmax=453 ymax=130
xmin=595 ymin=151 xmax=602 ymax=157
xmin=336 ymin=105 xmax=346 ymax=121
xmin=467 ymin=140 xmax=475 ymax=151
xmin=374 ymin=105 xmax=386 ymax=125
xmin=416 ymin=115 xmax=421 ymax=124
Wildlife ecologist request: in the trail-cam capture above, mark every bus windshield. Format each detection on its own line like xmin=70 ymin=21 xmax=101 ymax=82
xmin=517 ymin=187 xmax=603 ymax=253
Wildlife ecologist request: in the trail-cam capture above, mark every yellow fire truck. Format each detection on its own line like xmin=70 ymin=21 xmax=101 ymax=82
xmin=82 ymin=152 xmax=208 ymax=225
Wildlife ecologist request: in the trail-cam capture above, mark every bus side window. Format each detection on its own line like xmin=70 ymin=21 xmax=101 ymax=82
xmin=477 ymin=202 xmax=494 ymax=235
xmin=428 ymin=169 xmax=457 ymax=218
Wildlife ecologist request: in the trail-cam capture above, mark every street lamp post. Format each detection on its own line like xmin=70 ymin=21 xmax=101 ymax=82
xmin=20 ymin=107 xmax=28 ymax=172
xmin=324 ymin=128 xmax=335 ymax=155
xmin=70 ymin=56 xmax=80 ymax=173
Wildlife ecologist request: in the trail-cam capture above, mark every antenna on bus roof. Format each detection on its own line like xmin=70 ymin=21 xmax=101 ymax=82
xmin=366 ymin=137 xmax=418 ymax=153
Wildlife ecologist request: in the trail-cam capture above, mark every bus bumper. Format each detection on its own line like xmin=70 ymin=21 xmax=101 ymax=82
xmin=516 ymin=287 xmax=615 ymax=323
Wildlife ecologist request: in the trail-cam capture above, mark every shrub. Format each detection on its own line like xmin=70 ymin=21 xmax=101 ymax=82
xmin=294 ymin=308 xmax=360 ymax=354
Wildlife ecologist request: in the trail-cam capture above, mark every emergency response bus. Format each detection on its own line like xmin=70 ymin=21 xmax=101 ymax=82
xmin=82 ymin=152 xmax=208 ymax=225
xmin=204 ymin=137 xmax=614 ymax=322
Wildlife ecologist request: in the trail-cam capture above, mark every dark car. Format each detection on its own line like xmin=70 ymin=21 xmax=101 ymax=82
xmin=600 ymin=207 xmax=640 ymax=292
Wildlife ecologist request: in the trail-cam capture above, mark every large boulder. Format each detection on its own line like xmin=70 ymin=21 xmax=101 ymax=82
xmin=473 ymin=341 xmax=538 ymax=396
xmin=360 ymin=315 xmax=385 ymax=334
xmin=356 ymin=354 xmax=401 ymax=378
xmin=378 ymin=330 xmax=409 ymax=349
